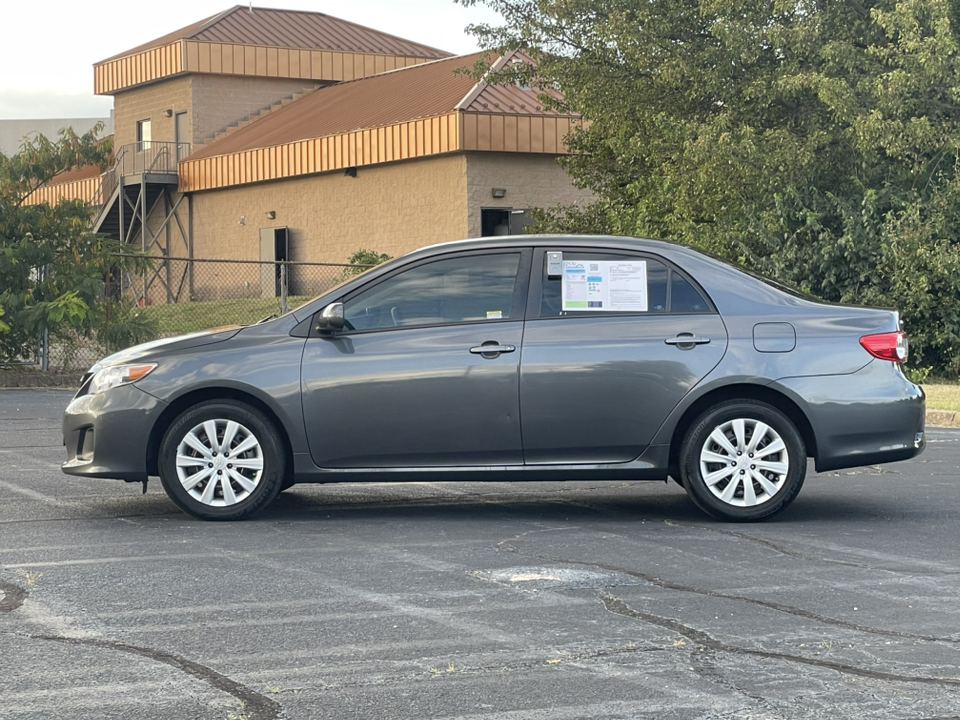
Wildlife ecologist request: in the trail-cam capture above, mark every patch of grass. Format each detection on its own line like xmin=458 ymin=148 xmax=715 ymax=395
xmin=142 ymin=296 xmax=311 ymax=336
xmin=923 ymin=384 xmax=960 ymax=412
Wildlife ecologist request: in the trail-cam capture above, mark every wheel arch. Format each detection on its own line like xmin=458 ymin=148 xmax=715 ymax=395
xmin=667 ymin=383 xmax=818 ymax=476
xmin=146 ymin=387 xmax=294 ymax=477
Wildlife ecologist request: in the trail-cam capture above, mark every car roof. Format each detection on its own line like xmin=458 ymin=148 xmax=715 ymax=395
xmin=414 ymin=234 xmax=687 ymax=257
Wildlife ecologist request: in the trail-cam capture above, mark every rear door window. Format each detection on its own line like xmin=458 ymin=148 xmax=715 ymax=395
xmin=537 ymin=251 xmax=712 ymax=317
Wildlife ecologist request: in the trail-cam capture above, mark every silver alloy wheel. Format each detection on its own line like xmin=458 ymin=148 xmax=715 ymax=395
xmin=175 ymin=419 xmax=264 ymax=507
xmin=699 ymin=418 xmax=789 ymax=507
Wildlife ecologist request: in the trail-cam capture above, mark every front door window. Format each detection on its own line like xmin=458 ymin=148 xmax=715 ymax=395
xmin=343 ymin=252 xmax=523 ymax=331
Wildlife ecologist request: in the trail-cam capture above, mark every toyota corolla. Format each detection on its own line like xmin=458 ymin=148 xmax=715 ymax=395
xmin=62 ymin=236 xmax=925 ymax=521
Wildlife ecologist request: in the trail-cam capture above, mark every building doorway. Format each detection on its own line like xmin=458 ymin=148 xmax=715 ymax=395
xmin=259 ymin=227 xmax=289 ymax=298
xmin=481 ymin=208 xmax=534 ymax=237
xmin=175 ymin=112 xmax=189 ymax=160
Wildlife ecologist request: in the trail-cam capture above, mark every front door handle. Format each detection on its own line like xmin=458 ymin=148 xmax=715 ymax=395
xmin=470 ymin=342 xmax=516 ymax=358
xmin=665 ymin=335 xmax=711 ymax=347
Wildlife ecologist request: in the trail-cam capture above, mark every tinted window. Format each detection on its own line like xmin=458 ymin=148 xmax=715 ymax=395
xmin=539 ymin=252 xmax=709 ymax=316
xmin=671 ymin=273 xmax=710 ymax=312
xmin=344 ymin=253 xmax=521 ymax=331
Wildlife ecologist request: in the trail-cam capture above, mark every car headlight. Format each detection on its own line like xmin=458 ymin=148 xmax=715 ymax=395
xmin=87 ymin=363 xmax=157 ymax=395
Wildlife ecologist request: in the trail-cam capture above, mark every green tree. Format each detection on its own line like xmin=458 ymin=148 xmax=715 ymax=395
xmin=459 ymin=0 xmax=960 ymax=373
xmin=343 ymin=248 xmax=393 ymax=277
xmin=0 ymin=127 xmax=153 ymax=362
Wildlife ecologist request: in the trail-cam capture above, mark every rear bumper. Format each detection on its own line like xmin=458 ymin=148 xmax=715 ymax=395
xmin=62 ymin=385 xmax=166 ymax=483
xmin=776 ymin=361 xmax=925 ymax=472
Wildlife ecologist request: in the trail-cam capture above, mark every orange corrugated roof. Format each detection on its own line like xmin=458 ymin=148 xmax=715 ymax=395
xmin=457 ymin=50 xmax=566 ymax=115
xmin=462 ymin=82 xmax=565 ymax=115
xmin=48 ymin=164 xmax=104 ymax=186
xmin=189 ymin=53 xmax=487 ymax=160
xmin=187 ymin=49 xmax=580 ymax=165
xmin=100 ymin=5 xmax=451 ymax=63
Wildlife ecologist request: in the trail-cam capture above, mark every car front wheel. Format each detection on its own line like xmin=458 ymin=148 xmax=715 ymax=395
xmin=158 ymin=399 xmax=286 ymax=520
xmin=679 ymin=400 xmax=806 ymax=522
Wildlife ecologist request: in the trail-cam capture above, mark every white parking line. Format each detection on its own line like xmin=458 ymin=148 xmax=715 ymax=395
xmin=0 ymin=478 xmax=65 ymax=507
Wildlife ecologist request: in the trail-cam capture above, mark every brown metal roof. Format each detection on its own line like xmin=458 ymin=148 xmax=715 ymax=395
xmin=48 ymin=163 xmax=104 ymax=186
xmin=179 ymin=50 xmax=583 ymax=191
xmin=189 ymin=53 xmax=487 ymax=160
xmin=100 ymin=5 xmax=451 ymax=63
xmin=462 ymin=82 xmax=565 ymax=115
xmin=457 ymin=50 xmax=566 ymax=115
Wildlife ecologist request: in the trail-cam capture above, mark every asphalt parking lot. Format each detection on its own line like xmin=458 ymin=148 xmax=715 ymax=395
xmin=3 ymin=388 xmax=960 ymax=720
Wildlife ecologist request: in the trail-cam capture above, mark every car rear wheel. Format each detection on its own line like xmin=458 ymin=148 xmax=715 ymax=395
xmin=158 ymin=399 xmax=286 ymax=520
xmin=679 ymin=400 xmax=806 ymax=522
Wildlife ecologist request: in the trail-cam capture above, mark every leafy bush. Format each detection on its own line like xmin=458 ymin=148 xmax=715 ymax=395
xmin=0 ymin=127 xmax=155 ymax=362
xmin=343 ymin=249 xmax=392 ymax=277
xmin=96 ymin=300 xmax=161 ymax=353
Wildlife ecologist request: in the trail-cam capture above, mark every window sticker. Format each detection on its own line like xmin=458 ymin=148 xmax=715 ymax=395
xmin=561 ymin=260 xmax=648 ymax=312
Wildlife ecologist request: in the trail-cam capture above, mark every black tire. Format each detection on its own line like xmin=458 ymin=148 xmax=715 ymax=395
xmin=679 ymin=399 xmax=806 ymax=522
xmin=158 ymin=399 xmax=286 ymax=520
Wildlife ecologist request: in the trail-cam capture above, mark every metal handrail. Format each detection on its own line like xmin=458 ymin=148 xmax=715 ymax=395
xmin=117 ymin=141 xmax=189 ymax=176
xmin=92 ymin=147 xmax=122 ymax=210
xmin=92 ymin=142 xmax=190 ymax=212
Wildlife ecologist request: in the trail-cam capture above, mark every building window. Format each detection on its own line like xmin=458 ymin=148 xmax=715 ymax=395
xmin=137 ymin=119 xmax=152 ymax=151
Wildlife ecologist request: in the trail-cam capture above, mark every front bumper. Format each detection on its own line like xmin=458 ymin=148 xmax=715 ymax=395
xmin=62 ymin=384 xmax=167 ymax=482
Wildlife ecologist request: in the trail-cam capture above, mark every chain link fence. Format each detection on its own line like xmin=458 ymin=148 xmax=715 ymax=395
xmin=44 ymin=255 xmax=371 ymax=372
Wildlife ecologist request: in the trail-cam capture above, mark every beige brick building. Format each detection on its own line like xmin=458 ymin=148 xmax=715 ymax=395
xmin=34 ymin=5 xmax=593 ymax=302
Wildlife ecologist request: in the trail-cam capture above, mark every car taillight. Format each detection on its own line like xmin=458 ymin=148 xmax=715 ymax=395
xmin=860 ymin=332 xmax=908 ymax=363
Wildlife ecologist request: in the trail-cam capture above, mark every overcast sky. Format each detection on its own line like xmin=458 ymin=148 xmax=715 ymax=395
xmin=0 ymin=0 xmax=502 ymax=119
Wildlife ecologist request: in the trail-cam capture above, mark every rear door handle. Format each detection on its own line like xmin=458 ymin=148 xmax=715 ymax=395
xmin=664 ymin=335 xmax=711 ymax=346
xmin=470 ymin=343 xmax=516 ymax=357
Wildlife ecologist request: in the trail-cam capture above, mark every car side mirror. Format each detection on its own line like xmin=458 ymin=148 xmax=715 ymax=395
xmin=316 ymin=302 xmax=345 ymax=334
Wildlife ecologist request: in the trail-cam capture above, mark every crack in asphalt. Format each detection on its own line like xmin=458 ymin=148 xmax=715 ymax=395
xmin=0 ymin=512 xmax=181 ymax=526
xmin=550 ymin=496 xmax=955 ymax=578
xmin=495 ymin=537 xmax=960 ymax=645
xmin=263 ymin=642 xmax=670 ymax=693
xmin=664 ymin=519 xmax=960 ymax=576
xmin=688 ymin=648 xmax=788 ymax=719
xmin=0 ymin=578 xmax=27 ymax=613
xmin=35 ymin=635 xmax=282 ymax=720
xmin=600 ymin=593 xmax=960 ymax=689
xmin=665 ymin=519 xmax=869 ymax=569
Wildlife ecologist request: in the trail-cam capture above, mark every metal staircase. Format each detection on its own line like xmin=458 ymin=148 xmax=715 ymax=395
xmin=93 ymin=142 xmax=192 ymax=303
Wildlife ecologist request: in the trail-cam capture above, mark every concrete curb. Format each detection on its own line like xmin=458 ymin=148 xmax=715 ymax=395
xmin=0 ymin=370 xmax=83 ymax=388
xmin=926 ymin=410 xmax=960 ymax=428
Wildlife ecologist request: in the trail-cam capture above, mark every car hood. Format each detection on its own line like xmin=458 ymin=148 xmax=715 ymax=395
xmin=86 ymin=326 xmax=243 ymax=373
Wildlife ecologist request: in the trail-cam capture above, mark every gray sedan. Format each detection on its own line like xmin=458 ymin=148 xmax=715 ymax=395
xmin=62 ymin=236 xmax=925 ymax=521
